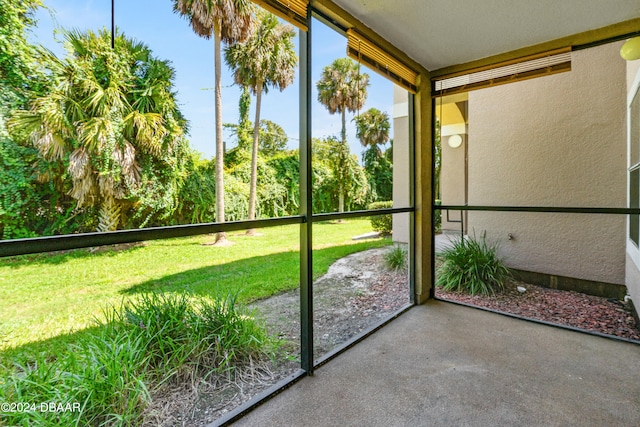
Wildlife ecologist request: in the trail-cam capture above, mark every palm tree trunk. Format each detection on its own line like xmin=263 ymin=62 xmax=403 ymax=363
xmin=97 ymin=196 xmax=121 ymax=232
xmin=247 ymin=82 xmax=263 ymax=235
xmin=214 ymin=29 xmax=227 ymax=244
xmin=341 ymin=109 xmax=346 ymax=145
xmin=338 ymin=108 xmax=346 ymax=222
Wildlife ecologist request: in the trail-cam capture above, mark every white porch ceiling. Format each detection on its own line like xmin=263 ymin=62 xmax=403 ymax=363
xmin=330 ymin=0 xmax=640 ymax=71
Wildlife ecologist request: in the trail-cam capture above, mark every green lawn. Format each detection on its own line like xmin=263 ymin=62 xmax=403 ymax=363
xmin=0 ymin=220 xmax=389 ymax=358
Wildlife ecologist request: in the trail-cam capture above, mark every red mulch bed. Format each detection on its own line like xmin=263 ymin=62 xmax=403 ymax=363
xmin=436 ymin=280 xmax=640 ymax=341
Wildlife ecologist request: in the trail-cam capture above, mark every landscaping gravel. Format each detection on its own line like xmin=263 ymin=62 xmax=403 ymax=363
xmin=436 ymin=279 xmax=640 ymax=341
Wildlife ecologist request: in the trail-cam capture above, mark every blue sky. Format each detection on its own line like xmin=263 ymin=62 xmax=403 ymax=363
xmin=30 ymin=0 xmax=395 ymax=160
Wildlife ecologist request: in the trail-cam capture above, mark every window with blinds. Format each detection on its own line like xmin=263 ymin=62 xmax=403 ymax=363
xmin=433 ymin=48 xmax=572 ymax=96
xmin=346 ymin=29 xmax=418 ymax=93
xmin=253 ymin=0 xmax=308 ymax=30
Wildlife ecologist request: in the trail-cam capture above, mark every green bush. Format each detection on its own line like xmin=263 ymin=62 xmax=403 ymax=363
xmin=436 ymin=232 xmax=510 ymax=295
xmin=368 ymin=201 xmax=393 ymax=234
xmin=384 ymin=245 xmax=407 ymax=271
xmin=267 ymin=152 xmax=300 ymax=215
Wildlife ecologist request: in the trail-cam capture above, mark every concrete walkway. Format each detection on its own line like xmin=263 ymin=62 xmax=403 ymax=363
xmin=231 ymin=301 xmax=640 ymax=426
xmin=435 ymin=232 xmax=458 ymax=252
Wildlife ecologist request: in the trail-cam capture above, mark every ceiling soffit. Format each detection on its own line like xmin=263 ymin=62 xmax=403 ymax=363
xmin=328 ymin=0 xmax=640 ymax=72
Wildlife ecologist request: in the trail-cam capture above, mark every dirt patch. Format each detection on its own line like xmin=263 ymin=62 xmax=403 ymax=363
xmin=142 ymin=360 xmax=297 ymax=427
xmin=142 ymin=246 xmax=409 ymax=426
xmin=250 ymin=246 xmax=410 ymax=357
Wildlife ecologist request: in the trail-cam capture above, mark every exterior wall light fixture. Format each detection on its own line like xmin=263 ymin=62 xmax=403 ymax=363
xmin=621 ymin=37 xmax=640 ymax=61
xmin=448 ymin=134 xmax=463 ymax=148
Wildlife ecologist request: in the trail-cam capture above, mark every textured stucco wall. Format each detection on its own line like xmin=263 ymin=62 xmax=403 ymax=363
xmin=392 ymin=85 xmax=410 ymax=243
xmin=626 ymin=252 xmax=640 ymax=311
xmin=467 ymin=42 xmax=627 ymax=285
xmin=626 ymin=58 xmax=640 ymax=306
xmin=440 ymin=132 xmax=467 ymax=232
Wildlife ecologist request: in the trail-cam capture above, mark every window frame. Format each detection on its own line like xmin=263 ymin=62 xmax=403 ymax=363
xmin=0 ymin=2 xmax=417 ymax=378
xmin=628 ymin=70 xmax=640 ymax=266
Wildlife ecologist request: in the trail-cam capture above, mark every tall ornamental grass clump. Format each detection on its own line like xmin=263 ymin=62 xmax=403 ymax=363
xmin=0 ymin=293 xmax=273 ymax=426
xmin=436 ymin=232 xmax=511 ymax=296
xmin=384 ymin=245 xmax=407 ymax=271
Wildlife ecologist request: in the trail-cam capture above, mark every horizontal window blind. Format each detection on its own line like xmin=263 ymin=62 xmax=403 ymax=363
xmin=253 ymin=0 xmax=308 ymax=30
xmin=433 ymin=48 xmax=572 ymax=96
xmin=347 ymin=29 xmax=418 ymax=93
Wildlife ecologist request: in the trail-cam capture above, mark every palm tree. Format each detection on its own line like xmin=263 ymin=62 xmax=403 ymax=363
xmin=355 ymin=108 xmax=391 ymax=201
xmin=354 ymin=107 xmax=390 ymax=156
xmin=9 ymin=29 xmax=185 ymax=231
xmin=225 ymin=11 xmax=297 ymax=233
xmin=316 ymin=57 xmax=369 ymax=214
xmin=172 ymin=0 xmax=254 ymax=244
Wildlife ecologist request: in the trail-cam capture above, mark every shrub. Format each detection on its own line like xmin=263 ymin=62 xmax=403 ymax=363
xmin=436 ymin=232 xmax=510 ymax=295
xmin=267 ymin=152 xmax=300 ymax=216
xmin=368 ymin=201 xmax=393 ymax=234
xmin=384 ymin=245 xmax=407 ymax=271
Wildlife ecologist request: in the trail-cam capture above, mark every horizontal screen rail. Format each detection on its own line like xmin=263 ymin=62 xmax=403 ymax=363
xmin=311 ymin=206 xmax=414 ymax=222
xmin=1 ymin=206 xmax=416 ymax=258
xmin=436 ymin=205 xmax=640 ymax=215
xmin=0 ymin=216 xmax=304 ymax=258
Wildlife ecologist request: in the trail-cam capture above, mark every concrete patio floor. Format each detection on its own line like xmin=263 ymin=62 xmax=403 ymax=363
xmin=230 ymin=301 xmax=640 ymax=426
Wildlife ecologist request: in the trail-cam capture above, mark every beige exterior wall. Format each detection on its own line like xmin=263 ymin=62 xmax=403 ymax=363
xmin=440 ymin=131 xmax=467 ymax=232
xmin=626 ymin=253 xmax=640 ymax=308
xmin=466 ymin=41 xmax=627 ymax=285
xmin=626 ymin=57 xmax=640 ymax=307
xmin=392 ymin=85 xmax=410 ymax=243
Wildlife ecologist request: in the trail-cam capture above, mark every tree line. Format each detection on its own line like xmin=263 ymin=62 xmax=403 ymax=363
xmin=0 ymin=0 xmax=393 ymax=240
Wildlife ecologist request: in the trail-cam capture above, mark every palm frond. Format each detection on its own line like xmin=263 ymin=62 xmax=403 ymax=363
xmin=172 ymin=0 xmax=255 ymax=42
xmin=78 ymin=117 xmax=110 ymax=153
xmin=68 ymin=148 xmax=90 ymax=180
xmin=121 ymin=141 xmax=141 ymax=185
xmin=68 ymin=170 xmax=96 ymax=207
xmin=124 ymin=111 xmax=165 ymax=156
xmin=223 ymin=11 xmax=297 ymax=95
